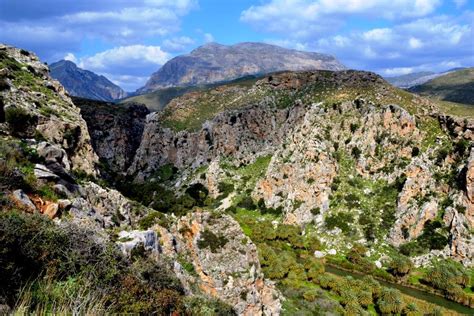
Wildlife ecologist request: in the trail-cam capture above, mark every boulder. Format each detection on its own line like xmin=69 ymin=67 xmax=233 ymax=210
xmin=10 ymin=189 xmax=36 ymax=212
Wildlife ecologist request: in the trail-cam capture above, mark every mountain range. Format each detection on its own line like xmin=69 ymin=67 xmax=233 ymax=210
xmin=138 ymin=42 xmax=346 ymax=93
xmin=49 ymin=60 xmax=126 ymax=102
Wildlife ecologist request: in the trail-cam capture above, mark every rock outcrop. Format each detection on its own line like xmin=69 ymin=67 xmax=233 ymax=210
xmin=0 ymin=44 xmax=98 ymax=175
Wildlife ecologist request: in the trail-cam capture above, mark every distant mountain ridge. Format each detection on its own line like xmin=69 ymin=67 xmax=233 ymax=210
xmin=138 ymin=42 xmax=346 ymax=93
xmin=385 ymin=68 xmax=467 ymax=89
xmin=50 ymin=60 xmax=126 ymax=102
xmin=409 ymin=68 xmax=474 ymax=106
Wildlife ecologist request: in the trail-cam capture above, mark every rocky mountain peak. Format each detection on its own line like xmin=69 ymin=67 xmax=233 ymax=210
xmin=138 ymin=42 xmax=346 ymax=93
xmin=50 ymin=59 xmax=126 ymax=102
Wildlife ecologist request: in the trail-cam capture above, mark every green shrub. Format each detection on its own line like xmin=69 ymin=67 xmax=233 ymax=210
xmin=197 ymin=229 xmax=228 ymax=252
xmin=324 ymin=212 xmax=355 ymax=235
xmin=0 ymin=211 xmax=186 ymax=314
xmin=5 ymin=107 xmax=37 ymax=136
xmin=182 ymin=296 xmax=236 ymax=315
xmin=388 ymin=254 xmax=413 ymax=277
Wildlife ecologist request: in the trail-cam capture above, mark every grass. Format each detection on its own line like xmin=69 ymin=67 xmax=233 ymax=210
xmin=434 ymin=99 xmax=474 ymax=118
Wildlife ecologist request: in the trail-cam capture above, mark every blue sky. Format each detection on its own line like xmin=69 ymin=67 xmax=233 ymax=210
xmin=0 ymin=0 xmax=472 ymax=91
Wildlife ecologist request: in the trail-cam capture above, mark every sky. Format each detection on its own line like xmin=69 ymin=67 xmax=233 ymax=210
xmin=0 ymin=0 xmax=473 ymax=91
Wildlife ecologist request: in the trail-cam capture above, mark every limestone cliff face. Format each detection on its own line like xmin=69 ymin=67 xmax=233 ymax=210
xmin=128 ymin=102 xmax=307 ymax=181
xmin=127 ymin=70 xmax=473 ymax=266
xmin=73 ymin=97 xmax=149 ymax=173
xmin=0 ymin=44 xmax=98 ymax=174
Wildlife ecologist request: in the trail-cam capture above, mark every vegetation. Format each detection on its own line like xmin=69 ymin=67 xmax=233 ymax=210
xmin=0 ymin=211 xmax=187 ymax=314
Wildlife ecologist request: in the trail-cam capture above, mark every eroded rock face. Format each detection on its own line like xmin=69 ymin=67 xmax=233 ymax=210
xmin=168 ymin=211 xmax=281 ymax=315
xmin=465 ymin=148 xmax=474 ymax=227
xmin=73 ymin=98 xmax=150 ymax=173
xmin=0 ymin=44 xmax=98 ymax=175
xmin=69 ymin=182 xmax=135 ymax=228
xmin=129 ymin=103 xmax=307 ymax=181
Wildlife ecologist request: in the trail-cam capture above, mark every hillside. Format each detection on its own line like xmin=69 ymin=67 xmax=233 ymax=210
xmin=138 ymin=42 xmax=345 ymax=93
xmin=122 ymin=75 xmax=261 ymax=111
xmin=385 ymin=71 xmax=438 ymax=88
xmin=409 ymin=68 xmax=474 ymax=106
xmin=1 ymin=45 xmax=473 ymax=315
xmin=50 ymin=60 xmax=126 ymax=101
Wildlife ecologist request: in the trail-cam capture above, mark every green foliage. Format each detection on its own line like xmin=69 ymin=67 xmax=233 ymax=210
xmin=5 ymin=107 xmax=37 ymax=136
xmin=424 ymin=259 xmax=470 ymax=301
xmin=152 ymin=163 xmax=177 ymax=182
xmin=197 ymin=229 xmax=229 ymax=253
xmin=324 ymin=212 xmax=355 ymax=235
xmin=388 ymin=254 xmax=413 ymax=277
xmin=400 ymin=220 xmax=449 ymax=256
xmin=376 ymin=288 xmax=403 ymax=315
xmin=137 ymin=211 xmax=169 ymax=230
xmin=0 ymin=211 xmax=188 ymax=314
xmin=181 ymin=296 xmax=236 ymax=316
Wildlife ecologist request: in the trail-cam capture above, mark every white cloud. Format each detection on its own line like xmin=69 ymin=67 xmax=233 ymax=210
xmin=163 ymin=36 xmax=195 ymax=52
xmin=363 ymin=28 xmax=393 ymax=43
xmin=241 ymin=0 xmax=442 ymax=38
xmin=0 ymin=0 xmax=197 ymax=59
xmin=408 ymin=37 xmax=423 ymax=49
xmin=75 ymin=45 xmax=171 ymax=91
xmin=64 ymin=53 xmax=77 ymax=63
xmin=383 ymin=67 xmax=415 ymax=76
xmin=203 ymin=33 xmax=215 ymax=43
xmin=292 ymin=14 xmax=473 ymax=74
xmin=453 ymin=0 xmax=467 ymax=8
xmin=79 ymin=45 xmax=170 ymax=73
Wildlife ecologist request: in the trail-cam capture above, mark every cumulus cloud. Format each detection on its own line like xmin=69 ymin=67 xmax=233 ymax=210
xmin=0 ymin=0 xmax=197 ymax=60
xmin=241 ymin=0 xmax=442 ymax=38
xmin=162 ymin=36 xmax=195 ymax=52
xmin=75 ymin=45 xmax=170 ymax=90
xmin=270 ymin=14 xmax=473 ymax=75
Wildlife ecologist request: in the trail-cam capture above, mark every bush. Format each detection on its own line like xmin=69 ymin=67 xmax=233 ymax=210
xmin=5 ymin=107 xmax=37 ymax=136
xmin=197 ymin=229 xmax=228 ymax=253
xmin=388 ymin=254 xmax=413 ymax=277
xmin=0 ymin=211 xmax=186 ymax=314
xmin=182 ymin=296 xmax=236 ymax=315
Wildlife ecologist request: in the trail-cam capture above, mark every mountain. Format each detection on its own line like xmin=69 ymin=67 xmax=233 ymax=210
xmin=49 ymin=60 xmax=126 ymax=101
xmin=409 ymin=68 xmax=474 ymax=105
xmin=2 ymin=45 xmax=474 ymax=315
xmin=138 ymin=42 xmax=346 ymax=92
xmin=385 ymin=71 xmax=438 ymax=88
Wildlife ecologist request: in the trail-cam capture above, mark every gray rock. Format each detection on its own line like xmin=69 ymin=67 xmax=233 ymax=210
xmin=34 ymin=164 xmax=59 ymax=180
xmin=10 ymin=189 xmax=36 ymax=212
xmin=36 ymin=142 xmax=71 ymax=170
xmin=117 ymin=230 xmax=160 ymax=256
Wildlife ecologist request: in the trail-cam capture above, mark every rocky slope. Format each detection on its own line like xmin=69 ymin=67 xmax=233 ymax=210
xmin=124 ymin=70 xmax=474 ymax=269
xmin=50 ymin=60 xmax=126 ymax=101
xmin=0 ymin=45 xmax=98 ymax=174
xmin=138 ymin=42 xmax=345 ymax=92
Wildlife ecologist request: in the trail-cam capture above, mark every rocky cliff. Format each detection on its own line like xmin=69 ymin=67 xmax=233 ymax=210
xmin=139 ymin=42 xmax=345 ymax=92
xmin=50 ymin=60 xmax=126 ymax=102
xmin=127 ymin=70 xmax=473 ymax=268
